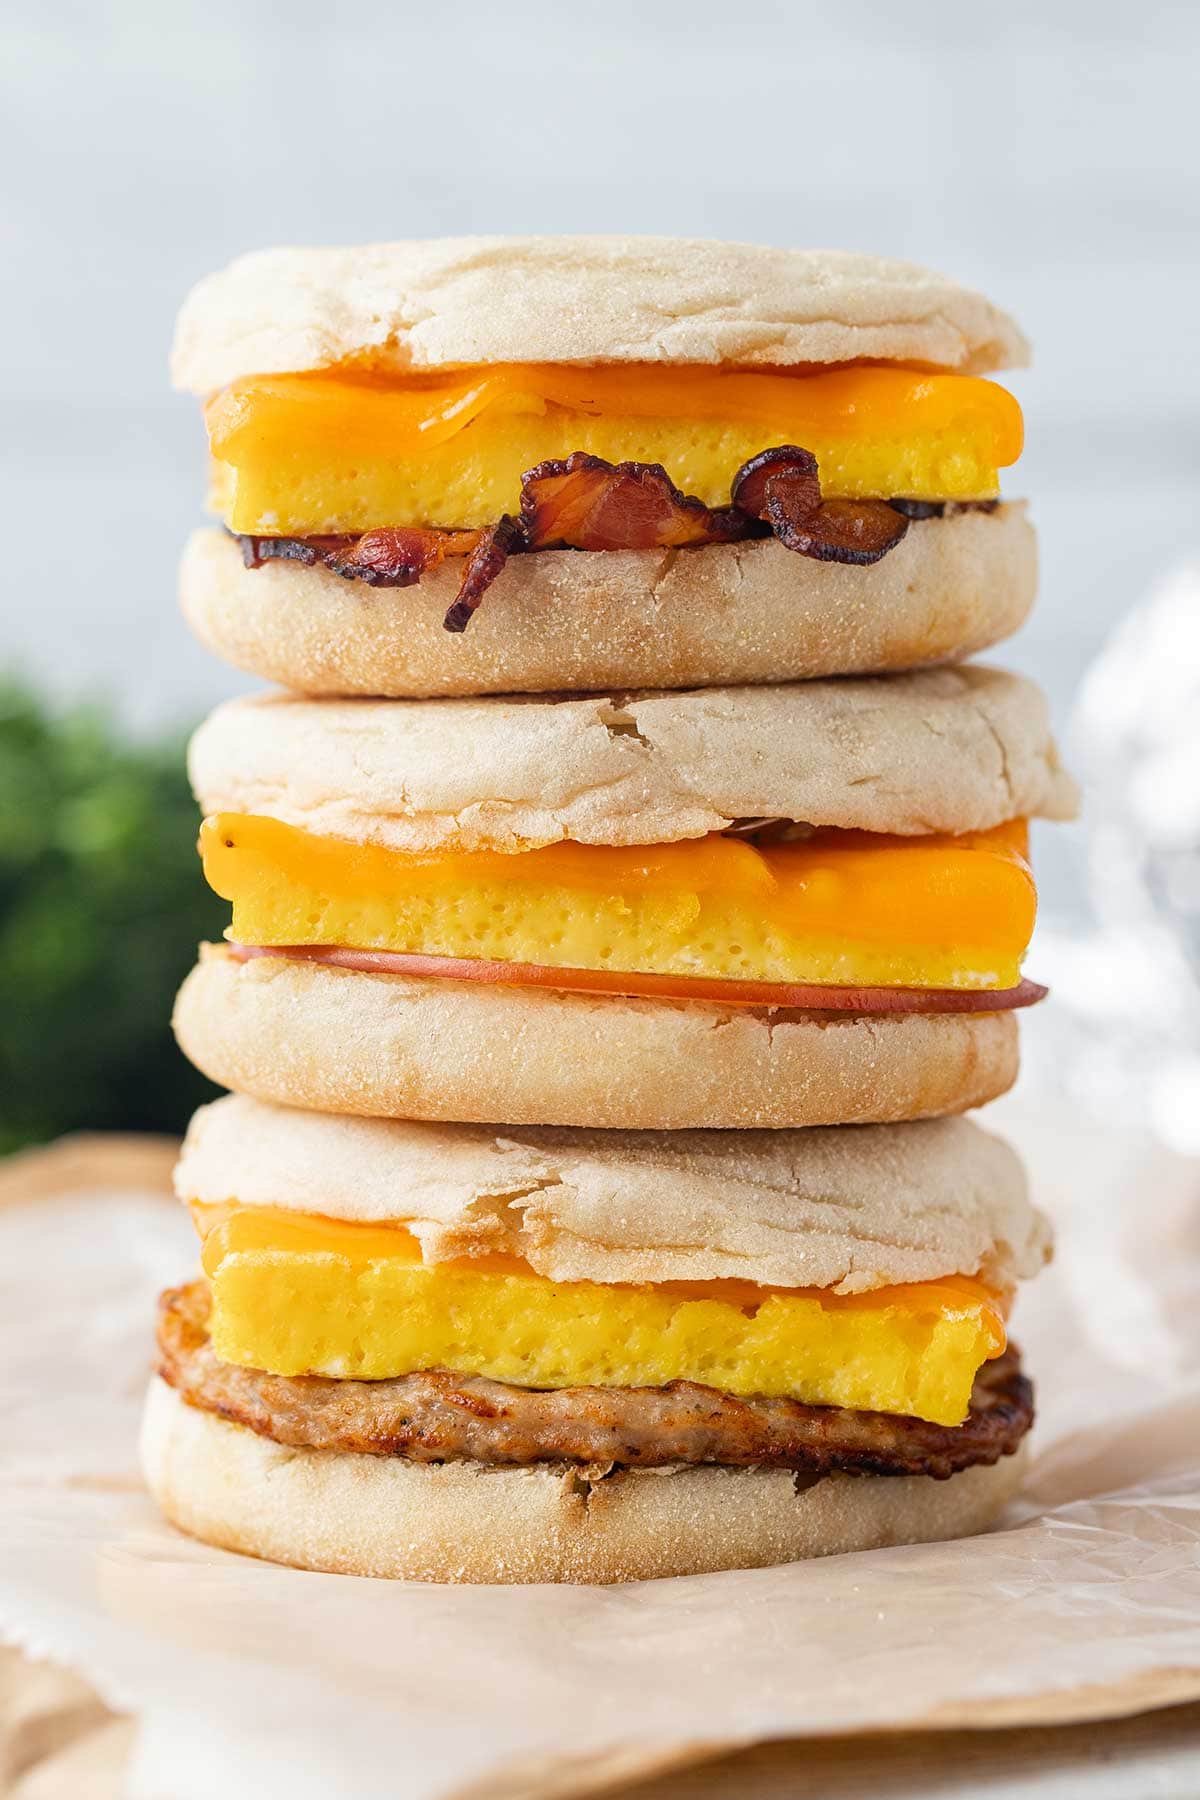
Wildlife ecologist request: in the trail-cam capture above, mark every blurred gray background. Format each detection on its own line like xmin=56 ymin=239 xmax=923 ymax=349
xmin=4 ymin=0 xmax=1199 ymax=912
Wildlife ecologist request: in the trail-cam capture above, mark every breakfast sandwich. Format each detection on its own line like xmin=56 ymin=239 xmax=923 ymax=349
xmin=172 ymin=237 xmax=1036 ymax=697
xmin=142 ymin=1096 xmax=1051 ymax=1583
xmin=174 ymin=666 xmax=1077 ymax=1131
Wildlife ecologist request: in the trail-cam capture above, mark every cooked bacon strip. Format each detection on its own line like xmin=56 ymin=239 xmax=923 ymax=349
xmin=732 ymin=447 xmax=909 ymax=565
xmin=889 ymin=498 xmax=999 ymax=520
xmin=325 ymin=526 xmax=479 ymax=586
xmin=443 ymin=515 xmax=525 ymax=632
xmin=518 ymin=452 xmax=749 ymax=554
xmin=237 ymin=527 xmax=479 ymax=587
xmin=238 ymin=532 xmax=346 ymax=570
xmin=778 ymin=497 xmax=911 ymax=565
xmin=730 ymin=444 xmax=821 ymax=522
xmin=225 ymin=942 xmax=1047 ymax=1014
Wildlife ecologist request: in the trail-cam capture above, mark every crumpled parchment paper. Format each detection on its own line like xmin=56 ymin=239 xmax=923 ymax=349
xmin=2 ymin=1080 xmax=1199 ymax=1800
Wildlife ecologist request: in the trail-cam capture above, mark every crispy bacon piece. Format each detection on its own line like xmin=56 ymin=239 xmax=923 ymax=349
xmin=238 ymin=532 xmax=345 ymax=570
xmin=443 ymin=515 xmax=525 ymax=632
xmin=778 ymin=497 xmax=911 ymax=565
xmin=517 ymin=452 xmax=749 ymax=554
xmin=889 ymin=498 xmax=999 ymax=520
xmin=325 ymin=526 xmax=478 ymax=587
xmin=732 ymin=447 xmax=909 ymax=565
xmin=730 ymin=444 xmax=821 ymax=522
xmin=237 ymin=527 xmax=478 ymax=587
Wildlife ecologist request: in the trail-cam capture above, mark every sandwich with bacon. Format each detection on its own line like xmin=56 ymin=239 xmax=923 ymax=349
xmin=142 ymin=1095 xmax=1050 ymax=1582
xmin=172 ymin=236 xmax=1037 ymax=698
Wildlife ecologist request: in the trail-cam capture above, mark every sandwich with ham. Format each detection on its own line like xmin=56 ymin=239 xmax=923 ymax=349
xmin=174 ymin=666 xmax=1074 ymax=1130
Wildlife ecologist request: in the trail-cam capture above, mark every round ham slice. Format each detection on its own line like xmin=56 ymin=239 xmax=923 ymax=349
xmin=225 ymin=942 xmax=1047 ymax=1014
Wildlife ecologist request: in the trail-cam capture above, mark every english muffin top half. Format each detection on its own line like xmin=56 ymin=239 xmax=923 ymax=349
xmin=173 ymin=237 xmax=1036 ymax=696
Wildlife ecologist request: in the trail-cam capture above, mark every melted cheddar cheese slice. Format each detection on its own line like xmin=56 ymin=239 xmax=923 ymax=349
xmin=200 ymin=814 xmax=1036 ymax=991
xmin=206 ymin=362 xmax=1024 ymax=535
xmin=193 ymin=1203 xmax=1006 ymax=1426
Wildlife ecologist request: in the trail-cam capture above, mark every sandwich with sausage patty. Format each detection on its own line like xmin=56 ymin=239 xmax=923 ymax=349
xmin=142 ymin=1096 xmax=1050 ymax=1583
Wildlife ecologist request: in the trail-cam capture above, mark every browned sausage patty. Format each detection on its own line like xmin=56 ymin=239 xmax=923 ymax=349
xmin=157 ymin=1282 xmax=1033 ymax=1480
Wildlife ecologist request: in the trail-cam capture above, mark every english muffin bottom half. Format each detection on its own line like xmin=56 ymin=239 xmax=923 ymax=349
xmin=143 ymin=1096 xmax=1050 ymax=1583
xmin=174 ymin=666 xmax=1077 ymax=1130
xmin=173 ymin=236 xmax=1034 ymax=696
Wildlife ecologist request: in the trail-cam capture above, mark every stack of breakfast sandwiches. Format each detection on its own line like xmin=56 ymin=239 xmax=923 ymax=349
xmin=143 ymin=238 xmax=1077 ymax=1584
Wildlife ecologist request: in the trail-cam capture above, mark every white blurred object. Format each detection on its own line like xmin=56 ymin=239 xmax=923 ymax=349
xmin=1034 ymin=563 xmax=1200 ymax=1151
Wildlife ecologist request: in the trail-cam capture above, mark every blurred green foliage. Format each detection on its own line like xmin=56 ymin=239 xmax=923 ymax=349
xmin=0 ymin=682 xmax=225 ymax=1151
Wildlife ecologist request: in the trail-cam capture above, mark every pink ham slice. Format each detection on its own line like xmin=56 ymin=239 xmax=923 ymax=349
xmin=225 ymin=942 xmax=1047 ymax=1014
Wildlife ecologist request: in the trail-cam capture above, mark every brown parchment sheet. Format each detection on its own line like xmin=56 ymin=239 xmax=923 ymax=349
xmin=0 ymin=1097 xmax=1198 ymax=1800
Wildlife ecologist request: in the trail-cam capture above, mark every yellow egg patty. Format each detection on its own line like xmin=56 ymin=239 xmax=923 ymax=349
xmin=201 ymin=814 xmax=1037 ymax=992
xmin=195 ymin=1204 xmax=1006 ymax=1426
